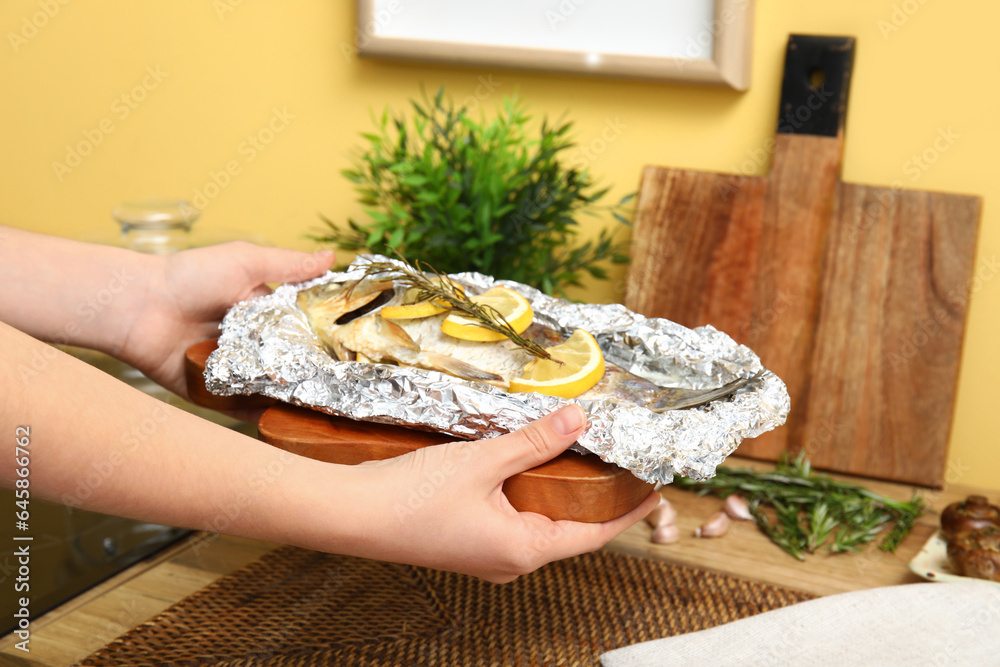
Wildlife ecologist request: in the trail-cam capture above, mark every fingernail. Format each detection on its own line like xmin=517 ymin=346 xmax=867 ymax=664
xmin=314 ymin=249 xmax=335 ymax=259
xmin=551 ymin=405 xmax=585 ymax=436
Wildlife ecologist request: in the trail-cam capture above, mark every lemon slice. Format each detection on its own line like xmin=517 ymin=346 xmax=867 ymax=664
xmin=381 ymin=280 xmax=464 ymax=320
xmin=509 ymin=329 xmax=605 ymax=399
xmin=440 ymin=285 xmax=533 ymax=342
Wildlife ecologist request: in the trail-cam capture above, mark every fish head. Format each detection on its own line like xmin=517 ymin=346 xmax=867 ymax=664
xmin=296 ymin=279 xmax=396 ymax=329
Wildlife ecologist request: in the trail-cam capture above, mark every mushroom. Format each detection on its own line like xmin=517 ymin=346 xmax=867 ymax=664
xmin=946 ymin=525 xmax=1000 ymax=582
xmin=941 ymin=495 xmax=1000 ymax=538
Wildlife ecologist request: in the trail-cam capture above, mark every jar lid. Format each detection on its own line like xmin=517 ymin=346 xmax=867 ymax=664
xmin=112 ymin=200 xmax=200 ymax=230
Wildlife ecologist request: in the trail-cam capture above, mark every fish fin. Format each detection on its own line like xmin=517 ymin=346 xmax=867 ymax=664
xmin=329 ymin=339 xmax=356 ymax=362
xmin=651 ymin=372 xmax=760 ymax=412
xmin=311 ymin=328 xmax=343 ymax=357
xmin=417 ymin=351 xmax=505 ymax=386
xmin=311 ymin=329 xmax=356 ymax=362
xmin=376 ymin=318 xmax=421 ymax=352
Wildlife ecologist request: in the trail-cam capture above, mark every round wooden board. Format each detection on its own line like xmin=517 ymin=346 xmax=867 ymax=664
xmin=186 ymin=340 xmax=654 ymax=523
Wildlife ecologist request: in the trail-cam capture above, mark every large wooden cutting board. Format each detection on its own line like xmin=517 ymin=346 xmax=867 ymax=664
xmin=625 ymin=35 xmax=981 ymax=487
xmin=184 ymin=340 xmax=654 ymax=523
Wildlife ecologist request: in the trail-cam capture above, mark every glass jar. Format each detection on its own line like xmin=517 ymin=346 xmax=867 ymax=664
xmin=79 ymin=199 xmax=269 ymax=253
xmin=68 ymin=198 xmax=265 ymax=424
xmin=111 ymin=199 xmax=200 ymax=254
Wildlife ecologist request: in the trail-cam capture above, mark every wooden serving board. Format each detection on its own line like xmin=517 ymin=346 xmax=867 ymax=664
xmin=185 ymin=340 xmax=654 ymax=523
xmin=625 ymin=35 xmax=981 ymax=486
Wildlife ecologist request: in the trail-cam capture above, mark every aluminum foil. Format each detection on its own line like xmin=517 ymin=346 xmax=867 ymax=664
xmin=205 ymin=256 xmax=789 ymax=485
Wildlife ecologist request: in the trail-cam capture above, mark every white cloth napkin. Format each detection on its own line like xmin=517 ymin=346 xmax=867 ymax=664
xmin=600 ymin=581 xmax=1000 ymax=667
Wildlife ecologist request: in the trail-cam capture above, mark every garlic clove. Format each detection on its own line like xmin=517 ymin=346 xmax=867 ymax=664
xmin=643 ymin=497 xmax=678 ymax=528
xmin=651 ymin=523 xmax=681 ymax=545
xmin=695 ymin=511 xmax=730 ymax=538
xmin=724 ymin=494 xmax=753 ymax=521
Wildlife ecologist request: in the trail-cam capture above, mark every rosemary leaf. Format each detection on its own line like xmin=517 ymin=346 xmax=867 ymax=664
xmin=806 ymin=502 xmax=838 ymax=553
xmin=675 ymin=454 xmax=926 ymax=560
xmin=356 ymin=253 xmax=552 ymax=360
xmin=750 ymin=499 xmax=805 ymax=561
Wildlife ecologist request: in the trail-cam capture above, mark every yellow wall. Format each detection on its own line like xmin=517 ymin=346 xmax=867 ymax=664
xmin=1 ymin=1 xmax=996 ymax=490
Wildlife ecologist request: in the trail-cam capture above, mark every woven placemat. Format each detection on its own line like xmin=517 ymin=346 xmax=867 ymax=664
xmin=81 ymin=546 xmax=814 ymax=666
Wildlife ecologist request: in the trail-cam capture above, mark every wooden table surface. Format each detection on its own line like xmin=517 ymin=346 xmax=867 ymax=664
xmin=1 ymin=455 xmax=993 ymax=667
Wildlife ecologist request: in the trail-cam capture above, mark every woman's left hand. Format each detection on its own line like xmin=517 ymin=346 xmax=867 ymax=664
xmin=118 ymin=242 xmax=334 ymax=398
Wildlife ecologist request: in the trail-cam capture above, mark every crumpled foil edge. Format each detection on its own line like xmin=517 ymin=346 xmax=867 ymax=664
xmin=205 ymin=257 xmax=790 ymax=485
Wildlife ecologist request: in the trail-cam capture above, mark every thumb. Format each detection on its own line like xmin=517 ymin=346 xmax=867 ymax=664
xmin=490 ymin=405 xmax=586 ymax=480
xmin=247 ymin=247 xmax=336 ymax=286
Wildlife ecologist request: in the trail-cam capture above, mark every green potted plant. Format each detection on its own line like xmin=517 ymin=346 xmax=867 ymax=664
xmin=313 ymin=88 xmax=631 ymax=297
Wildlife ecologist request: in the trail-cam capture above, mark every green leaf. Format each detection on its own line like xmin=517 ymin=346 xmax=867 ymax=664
xmin=399 ymin=174 xmax=428 ymax=187
xmin=389 ymin=201 xmax=410 ymax=220
xmin=386 ymin=228 xmax=405 ymax=249
xmin=317 ymin=87 xmax=629 ymax=294
xmin=675 ymin=455 xmax=926 ymax=561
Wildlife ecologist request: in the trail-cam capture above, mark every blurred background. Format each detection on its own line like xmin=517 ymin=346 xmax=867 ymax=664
xmin=0 ymin=1 xmax=996 ymax=490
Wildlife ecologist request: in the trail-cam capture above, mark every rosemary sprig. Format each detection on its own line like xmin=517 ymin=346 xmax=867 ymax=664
xmin=355 ymin=253 xmax=552 ymax=360
xmin=676 ymin=453 xmax=926 ymax=560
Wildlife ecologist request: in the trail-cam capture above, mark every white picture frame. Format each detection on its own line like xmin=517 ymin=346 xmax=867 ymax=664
xmin=355 ymin=0 xmax=755 ymax=90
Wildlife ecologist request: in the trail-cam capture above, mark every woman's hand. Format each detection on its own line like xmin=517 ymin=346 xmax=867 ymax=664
xmin=118 ymin=242 xmax=335 ymax=398
xmin=323 ymin=405 xmax=660 ymax=583
xmin=0 ymin=227 xmax=334 ymax=399
xmin=1 ymin=227 xmax=657 ymax=584
xmin=3 ymin=314 xmax=656 ymax=585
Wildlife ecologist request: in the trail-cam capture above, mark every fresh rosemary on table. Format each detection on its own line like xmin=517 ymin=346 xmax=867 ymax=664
xmin=356 ymin=254 xmax=553 ymax=360
xmin=675 ymin=454 xmax=926 ymax=560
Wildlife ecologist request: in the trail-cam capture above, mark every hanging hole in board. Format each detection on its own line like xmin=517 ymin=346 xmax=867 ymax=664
xmin=808 ymin=67 xmax=826 ymax=90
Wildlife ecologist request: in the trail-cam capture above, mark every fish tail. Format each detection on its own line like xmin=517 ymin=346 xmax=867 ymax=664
xmin=651 ymin=372 xmax=760 ymax=412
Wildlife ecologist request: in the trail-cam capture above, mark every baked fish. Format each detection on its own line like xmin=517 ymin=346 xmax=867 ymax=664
xmin=296 ymin=279 xmax=752 ymax=411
